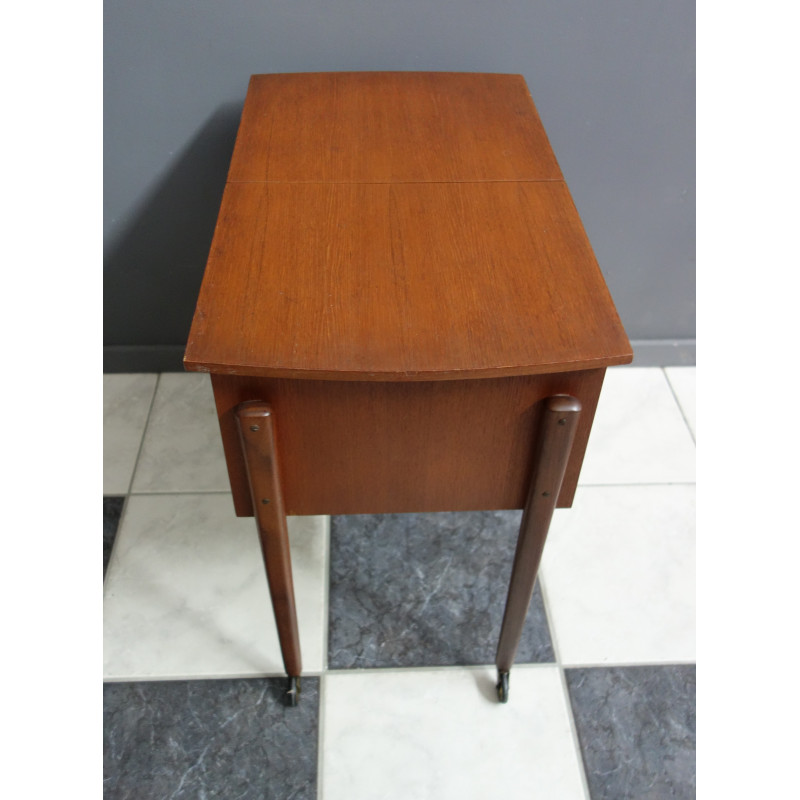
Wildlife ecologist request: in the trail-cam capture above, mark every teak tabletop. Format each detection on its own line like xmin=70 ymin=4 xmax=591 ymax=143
xmin=184 ymin=72 xmax=632 ymax=706
xmin=184 ymin=72 xmax=631 ymax=381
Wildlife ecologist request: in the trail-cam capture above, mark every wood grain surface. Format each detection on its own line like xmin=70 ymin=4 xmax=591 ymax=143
xmin=211 ymin=369 xmax=605 ymax=516
xmin=184 ymin=72 xmax=632 ymax=380
xmin=185 ymin=181 xmax=632 ymax=379
xmin=226 ymin=72 xmax=563 ymax=183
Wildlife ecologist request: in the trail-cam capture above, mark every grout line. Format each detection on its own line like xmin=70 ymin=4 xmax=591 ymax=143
xmin=321 ymin=516 xmax=331 ymax=672
xmin=127 ymin=490 xmax=235 ymax=497
xmin=102 ymin=659 xmax=696 ymax=683
xmin=322 ymin=663 xmax=556 ymax=677
xmin=558 ymin=667 xmax=592 ymax=800
xmin=102 ymin=659 xmax=696 ymax=684
xmin=561 ymin=660 xmax=697 ymax=670
xmin=539 ymin=572 xmax=591 ymax=800
xmin=126 ymin=373 xmax=161 ymax=495
xmin=316 ymin=672 xmax=327 ymax=800
xmin=103 ymin=671 xmax=329 ymax=683
xmin=537 ymin=572 xmax=562 ymax=664
xmin=103 ymin=667 xmax=539 ymax=683
xmin=577 ymin=481 xmax=695 ymax=488
xmin=103 ymin=494 xmax=130 ymax=586
xmin=663 ymin=367 xmax=696 ymax=444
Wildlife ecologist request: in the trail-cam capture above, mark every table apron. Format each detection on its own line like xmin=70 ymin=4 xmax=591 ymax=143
xmin=210 ymin=370 xmax=605 ymax=517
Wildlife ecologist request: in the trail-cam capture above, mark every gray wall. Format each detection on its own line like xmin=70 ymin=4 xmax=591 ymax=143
xmin=104 ymin=0 xmax=695 ymax=371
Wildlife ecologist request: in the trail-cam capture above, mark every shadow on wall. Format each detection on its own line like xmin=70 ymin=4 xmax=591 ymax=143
xmin=103 ymin=104 xmax=242 ymax=365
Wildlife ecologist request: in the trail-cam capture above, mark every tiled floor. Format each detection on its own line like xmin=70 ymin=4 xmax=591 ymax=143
xmin=104 ymin=366 xmax=696 ymax=799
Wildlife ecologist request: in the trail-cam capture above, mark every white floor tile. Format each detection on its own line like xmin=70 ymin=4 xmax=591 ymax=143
xmin=322 ymin=667 xmax=586 ymax=800
xmin=103 ymin=374 xmax=158 ymax=494
xmin=131 ymin=373 xmax=230 ymax=493
xmin=103 ymin=494 xmax=328 ymax=679
xmin=541 ymin=485 xmax=695 ymax=665
xmin=665 ymin=366 xmax=696 ymax=439
xmin=579 ymin=367 xmax=695 ymax=485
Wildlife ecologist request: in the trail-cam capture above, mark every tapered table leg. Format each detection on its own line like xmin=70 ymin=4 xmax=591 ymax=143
xmin=235 ymin=401 xmax=302 ymax=705
xmin=495 ymin=395 xmax=582 ymax=703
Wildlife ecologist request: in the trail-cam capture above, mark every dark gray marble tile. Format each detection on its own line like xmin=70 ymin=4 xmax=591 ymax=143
xmin=104 ymin=678 xmax=319 ymax=800
xmin=104 ymin=496 xmax=125 ymax=578
xmin=328 ymin=511 xmax=554 ymax=669
xmin=566 ymin=665 xmax=696 ymax=800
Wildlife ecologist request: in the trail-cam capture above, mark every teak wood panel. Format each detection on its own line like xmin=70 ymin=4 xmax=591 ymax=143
xmin=184 ymin=181 xmax=632 ymax=380
xmin=227 ymin=72 xmax=563 ymax=183
xmin=211 ymin=370 xmax=605 ymax=517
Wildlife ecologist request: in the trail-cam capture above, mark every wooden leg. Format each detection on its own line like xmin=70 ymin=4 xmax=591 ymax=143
xmin=495 ymin=395 xmax=582 ymax=703
xmin=235 ymin=401 xmax=302 ymax=704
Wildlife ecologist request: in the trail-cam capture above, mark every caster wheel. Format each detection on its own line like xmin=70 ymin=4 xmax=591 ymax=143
xmin=286 ymin=676 xmax=300 ymax=707
xmin=496 ymin=671 xmax=509 ymax=704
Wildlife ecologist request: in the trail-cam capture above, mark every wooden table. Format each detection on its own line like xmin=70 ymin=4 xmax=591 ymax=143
xmin=184 ymin=72 xmax=632 ymax=705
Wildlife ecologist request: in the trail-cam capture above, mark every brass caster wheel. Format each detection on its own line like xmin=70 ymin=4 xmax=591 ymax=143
xmin=496 ymin=671 xmax=509 ymax=704
xmin=286 ymin=676 xmax=301 ymax=707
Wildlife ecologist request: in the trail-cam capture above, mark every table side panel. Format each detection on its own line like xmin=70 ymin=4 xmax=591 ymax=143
xmin=211 ymin=371 xmax=605 ymax=517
